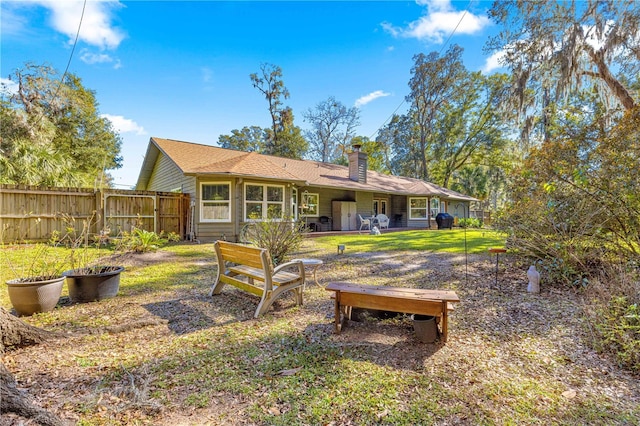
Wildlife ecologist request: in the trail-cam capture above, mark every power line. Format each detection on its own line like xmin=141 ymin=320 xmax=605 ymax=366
xmin=368 ymin=0 xmax=474 ymax=140
xmin=52 ymin=0 xmax=87 ymax=104
xmin=30 ymin=0 xmax=87 ymax=131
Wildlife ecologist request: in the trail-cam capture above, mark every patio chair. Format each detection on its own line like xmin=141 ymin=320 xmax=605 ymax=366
xmin=375 ymin=214 xmax=390 ymax=229
xmin=358 ymin=214 xmax=371 ymax=232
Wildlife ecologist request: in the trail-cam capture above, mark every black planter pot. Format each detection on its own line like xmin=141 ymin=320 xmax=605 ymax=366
xmin=63 ymin=266 xmax=124 ymax=303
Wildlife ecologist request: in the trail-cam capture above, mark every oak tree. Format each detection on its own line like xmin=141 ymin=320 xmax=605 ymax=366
xmin=1 ymin=63 xmax=122 ymax=187
xmin=303 ymin=96 xmax=360 ymax=163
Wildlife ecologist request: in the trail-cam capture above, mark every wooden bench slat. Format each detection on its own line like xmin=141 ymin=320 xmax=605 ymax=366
xmin=329 ymin=292 xmax=455 ymax=312
xmin=210 ymin=241 xmax=305 ymax=318
xmin=326 ymin=282 xmax=459 ymax=302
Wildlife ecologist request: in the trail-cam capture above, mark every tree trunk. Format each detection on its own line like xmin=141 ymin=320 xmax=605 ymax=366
xmin=1 ymin=307 xmax=67 ymax=425
xmin=0 ymin=307 xmax=53 ymax=352
xmin=587 ymin=47 xmax=636 ymax=111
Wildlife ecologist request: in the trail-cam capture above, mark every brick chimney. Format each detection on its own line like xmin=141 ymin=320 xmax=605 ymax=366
xmin=348 ymin=144 xmax=367 ymax=183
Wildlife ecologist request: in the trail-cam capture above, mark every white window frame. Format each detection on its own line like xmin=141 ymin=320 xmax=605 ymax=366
xmin=299 ymin=192 xmax=320 ymax=217
xmin=373 ymin=199 xmax=387 ymax=216
xmin=430 ymin=197 xmax=441 ymax=218
xmin=200 ymin=182 xmax=231 ymax=223
xmin=291 ymin=188 xmax=298 ymax=220
xmin=244 ymin=183 xmax=285 ymax=221
xmin=409 ymin=197 xmax=428 ymax=220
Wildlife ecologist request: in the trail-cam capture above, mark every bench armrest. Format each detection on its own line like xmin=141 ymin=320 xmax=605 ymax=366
xmin=274 ymin=260 xmax=305 ymax=279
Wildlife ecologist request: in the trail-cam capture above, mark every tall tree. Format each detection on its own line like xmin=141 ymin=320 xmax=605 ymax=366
xmin=1 ymin=63 xmax=122 ymax=187
xmin=487 ymin=0 xmax=639 ymax=142
xmin=218 ymin=126 xmax=266 ymax=152
xmin=430 ymin=72 xmax=510 ymax=188
xmin=269 ymin=107 xmax=308 ymax=159
xmin=406 ymin=45 xmax=467 ymax=180
xmin=249 ymin=64 xmax=289 ymax=154
xmin=350 ymin=135 xmax=389 ymax=174
xmin=451 ymin=165 xmax=488 ymax=201
xmin=377 ymin=114 xmax=419 ymax=178
xmin=303 ymin=96 xmax=360 ymax=163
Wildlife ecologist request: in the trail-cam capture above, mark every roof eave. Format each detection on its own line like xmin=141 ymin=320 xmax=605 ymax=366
xmin=187 ymin=172 xmax=307 ymax=185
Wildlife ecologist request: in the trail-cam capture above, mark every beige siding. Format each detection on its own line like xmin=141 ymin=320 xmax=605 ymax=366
xmin=297 ymin=186 xmax=356 ymax=226
xmin=146 ymin=153 xmax=195 ymax=195
xmin=356 ymin=192 xmax=374 ymax=217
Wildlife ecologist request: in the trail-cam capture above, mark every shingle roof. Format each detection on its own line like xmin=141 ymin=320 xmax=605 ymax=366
xmin=145 ymin=137 xmax=476 ymax=201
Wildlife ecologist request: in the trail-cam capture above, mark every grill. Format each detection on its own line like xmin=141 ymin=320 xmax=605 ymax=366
xmin=435 ymin=213 xmax=454 ymax=230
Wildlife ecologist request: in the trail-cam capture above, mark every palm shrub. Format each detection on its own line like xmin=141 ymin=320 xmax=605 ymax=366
xmin=116 ymin=228 xmax=181 ymax=253
xmin=240 ymin=215 xmax=307 ymax=265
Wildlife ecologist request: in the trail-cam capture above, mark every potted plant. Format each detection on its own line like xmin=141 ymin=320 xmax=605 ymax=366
xmin=59 ymin=214 xmax=124 ymax=303
xmin=2 ymin=222 xmax=66 ymax=316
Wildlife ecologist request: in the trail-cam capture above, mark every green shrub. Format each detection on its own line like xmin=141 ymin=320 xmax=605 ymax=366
xmin=118 ymin=228 xmax=178 ymax=253
xmin=240 ymin=216 xmax=307 ymax=265
xmin=458 ymin=217 xmax=482 ymax=228
xmin=585 ymin=265 xmax=640 ymax=373
xmin=593 ymin=296 xmax=640 ymax=372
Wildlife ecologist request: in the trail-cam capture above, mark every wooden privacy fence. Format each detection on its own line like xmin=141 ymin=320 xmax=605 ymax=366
xmin=0 ymin=185 xmax=190 ymax=242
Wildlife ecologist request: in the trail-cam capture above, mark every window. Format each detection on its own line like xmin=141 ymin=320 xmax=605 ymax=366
xmin=300 ymin=192 xmax=319 ymax=217
xmin=409 ymin=197 xmax=428 ymax=220
xmin=430 ymin=197 xmax=440 ymax=218
xmin=373 ymin=199 xmax=387 ymax=216
xmin=291 ymin=188 xmax=298 ymax=220
xmin=201 ymin=182 xmax=231 ymax=222
xmin=245 ymin=183 xmax=284 ymax=220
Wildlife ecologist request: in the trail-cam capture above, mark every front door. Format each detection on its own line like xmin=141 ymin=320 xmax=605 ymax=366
xmin=373 ymin=199 xmax=387 ymax=216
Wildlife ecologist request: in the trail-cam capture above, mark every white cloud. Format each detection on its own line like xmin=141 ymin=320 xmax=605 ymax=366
xmin=102 ymin=114 xmax=146 ymax=135
xmin=482 ymin=50 xmax=505 ymax=74
xmin=355 ymin=90 xmax=391 ymax=108
xmin=0 ymin=78 xmax=19 ymax=96
xmin=79 ymin=48 xmax=122 ymax=69
xmin=38 ymin=0 xmax=126 ymax=50
xmin=201 ymin=67 xmax=214 ymax=83
xmin=383 ymin=0 xmax=490 ymax=43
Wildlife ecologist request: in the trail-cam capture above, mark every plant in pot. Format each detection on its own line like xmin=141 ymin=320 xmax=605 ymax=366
xmin=1 ymin=221 xmax=66 ymax=316
xmin=59 ymin=214 xmax=124 ymax=303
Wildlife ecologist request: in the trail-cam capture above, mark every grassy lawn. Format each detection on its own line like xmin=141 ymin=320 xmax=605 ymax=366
xmin=311 ymin=228 xmax=506 ymax=254
xmin=2 ymin=230 xmax=639 ymax=425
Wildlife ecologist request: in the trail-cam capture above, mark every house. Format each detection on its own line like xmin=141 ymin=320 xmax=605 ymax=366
xmin=136 ymin=137 xmax=476 ymax=241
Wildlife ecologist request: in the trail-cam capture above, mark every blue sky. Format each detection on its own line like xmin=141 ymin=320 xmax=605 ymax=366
xmin=1 ymin=0 xmax=502 ymax=188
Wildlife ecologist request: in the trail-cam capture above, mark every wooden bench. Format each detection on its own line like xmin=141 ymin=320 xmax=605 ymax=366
xmin=325 ymin=282 xmax=460 ymax=342
xmin=210 ymin=241 xmax=305 ymax=318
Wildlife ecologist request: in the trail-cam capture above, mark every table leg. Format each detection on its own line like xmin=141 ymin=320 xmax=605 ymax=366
xmin=441 ymin=300 xmax=448 ymax=343
xmin=334 ymin=291 xmax=341 ymax=333
xmin=495 ymin=253 xmax=499 ymax=288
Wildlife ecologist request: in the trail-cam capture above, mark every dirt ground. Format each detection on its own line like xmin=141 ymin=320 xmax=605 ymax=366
xmin=2 ymin=243 xmax=639 ymax=425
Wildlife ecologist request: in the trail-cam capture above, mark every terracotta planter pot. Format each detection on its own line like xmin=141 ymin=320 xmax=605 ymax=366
xmin=6 ymin=276 xmax=65 ymax=316
xmin=63 ymin=266 xmax=124 ymax=303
